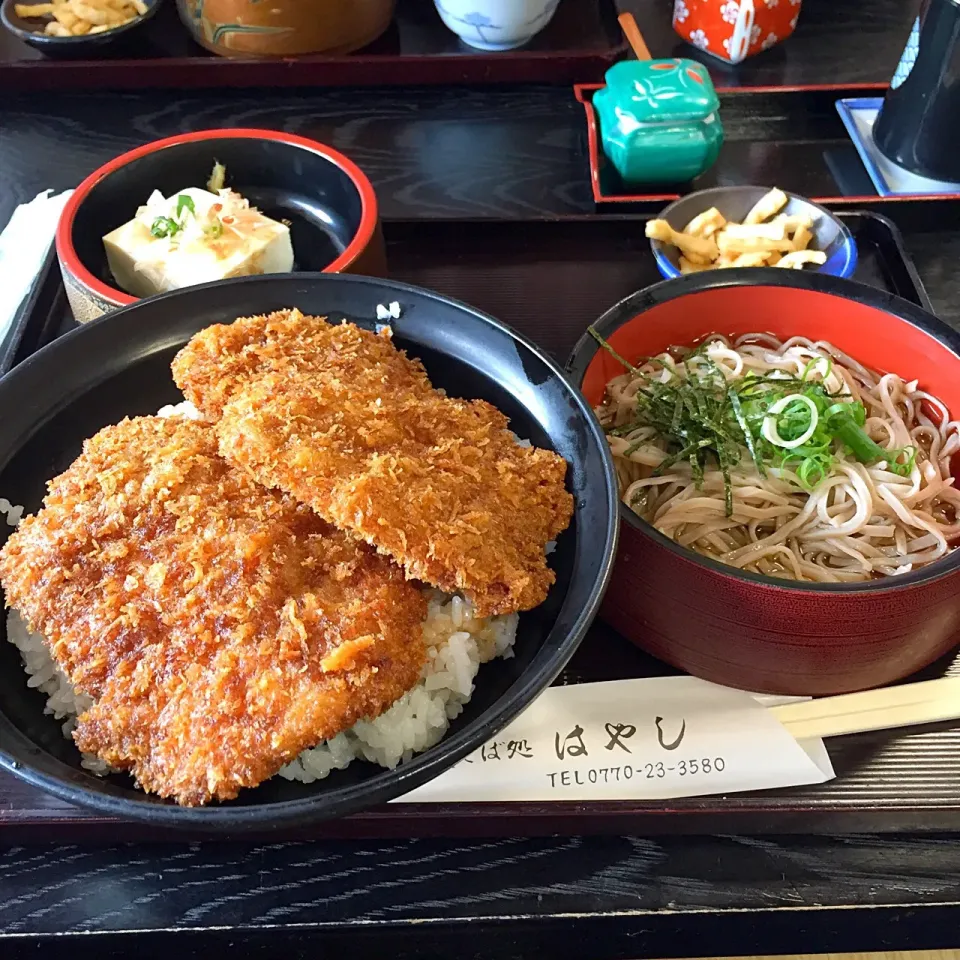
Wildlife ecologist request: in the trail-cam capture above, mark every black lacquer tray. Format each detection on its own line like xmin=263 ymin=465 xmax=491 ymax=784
xmin=2 ymin=215 xmax=958 ymax=842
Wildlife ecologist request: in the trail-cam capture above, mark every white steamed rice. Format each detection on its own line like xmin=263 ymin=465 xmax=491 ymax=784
xmin=6 ymin=594 xmax=517 ymax=784
xmin=280 ymin=590 xmax=516 ymax=782
xmin=3 ymin=394 xmax=522 ymax=787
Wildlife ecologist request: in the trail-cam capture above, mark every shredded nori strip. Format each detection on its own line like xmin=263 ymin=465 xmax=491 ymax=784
xmin=590 ymin=327 xmax=831 ymax=516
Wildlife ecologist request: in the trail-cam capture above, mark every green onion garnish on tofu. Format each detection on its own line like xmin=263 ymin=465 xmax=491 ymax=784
xmin=150 ymin=216 xmax=180 ymax=239
xmin=175 ymin=194 xmax=196 ymax=220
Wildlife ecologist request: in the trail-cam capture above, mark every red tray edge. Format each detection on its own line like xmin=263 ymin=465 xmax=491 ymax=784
xmin=572 ymin=82 xmax=960 ymax=207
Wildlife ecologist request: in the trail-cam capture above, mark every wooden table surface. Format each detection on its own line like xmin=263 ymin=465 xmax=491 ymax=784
xmin=3 ymin=0 xmax=960 ymax=957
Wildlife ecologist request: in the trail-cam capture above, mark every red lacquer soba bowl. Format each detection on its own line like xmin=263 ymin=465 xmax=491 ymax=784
xmin=566 ymin=270 xmax=960 ymax=695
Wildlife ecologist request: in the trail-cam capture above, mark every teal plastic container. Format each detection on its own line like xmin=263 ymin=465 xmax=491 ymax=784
xmin=593 ymin=59 xmax=724 ymax=186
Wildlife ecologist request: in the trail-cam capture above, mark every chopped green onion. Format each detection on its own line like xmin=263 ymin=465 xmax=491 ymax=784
xmin=762 ymin=394 xmax=819 ymax=449
xmin=801 ymin=355 xmax=832 ymax=382
xmin=176 ymin=194 xmax=196 ymax=220
xmin=892 ymin=446 xmax=918 ymax=476
xmin=825 ymin=405 xmax=915 ymax=476
xmin=150 ymin=216 xmax=179 ymax=239
xmin=796 ymin=453 xmax=832 ymax=489
xmin=828 ymin=408 xmax=889 ymax=463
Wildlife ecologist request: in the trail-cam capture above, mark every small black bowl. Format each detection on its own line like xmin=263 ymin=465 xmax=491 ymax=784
xmin=0 ymin=273 xmax=619 ymax=831
xmin=1 ymin=0 xmax=161 ymax=57
xmin=56 ymin=129 xmax=385 ymax=323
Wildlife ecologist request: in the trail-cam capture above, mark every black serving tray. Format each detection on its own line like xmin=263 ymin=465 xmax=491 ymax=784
xmin=3 ymin=212 xmax=934 ymax=369
xmin=2 ymin=214 xmax=958 ymax=842
xmin=0 ymin=243 xmax=65 ymax=377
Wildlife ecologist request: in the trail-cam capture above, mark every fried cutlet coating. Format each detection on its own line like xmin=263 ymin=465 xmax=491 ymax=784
xmin=172 ymin=311 xmax=574 ymax=617
xmin=0 ymin=416 xmax=427 ymax=805
xmin=170 ymin=308 xmax=435 ymax=421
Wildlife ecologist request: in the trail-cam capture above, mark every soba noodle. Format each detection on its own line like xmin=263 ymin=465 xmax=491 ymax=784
xmin=595 ymin=332 xmax=960 ymax=583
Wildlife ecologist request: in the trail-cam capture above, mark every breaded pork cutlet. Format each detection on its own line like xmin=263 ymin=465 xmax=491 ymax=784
xmin=172 ymin=310 xmax=574 ymax=617
xmin=0 ymin=415 xmax=427 ymax=806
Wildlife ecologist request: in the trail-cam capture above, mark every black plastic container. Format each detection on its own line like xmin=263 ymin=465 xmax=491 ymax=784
xmin=874 ymin=1 xmax=960 ymax=182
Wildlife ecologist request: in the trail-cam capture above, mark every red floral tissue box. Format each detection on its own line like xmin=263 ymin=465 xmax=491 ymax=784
xmin=672 ymin=0 xmax=802 ymax=64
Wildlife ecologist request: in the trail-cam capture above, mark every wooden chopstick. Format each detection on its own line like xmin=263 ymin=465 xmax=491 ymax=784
xmin=617 ymin=12 xmax=652 ymax=62
xmin=769 ymin=677 xmax=960 ymax=739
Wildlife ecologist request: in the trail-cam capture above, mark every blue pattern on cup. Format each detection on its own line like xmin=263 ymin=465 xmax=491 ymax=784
xmin=435 ymin=0 xmax=559 ymax=46
xmin=890 ymin=17 xmax=920 ymax=90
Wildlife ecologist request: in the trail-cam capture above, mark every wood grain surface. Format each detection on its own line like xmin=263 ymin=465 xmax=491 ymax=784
xmin=1 ymin=833 xmax=960 ymax=957
xmin=0 ymin=84 xmax=591 ymax=230
xmin=3 ymin=0 xmax=960 ymax=955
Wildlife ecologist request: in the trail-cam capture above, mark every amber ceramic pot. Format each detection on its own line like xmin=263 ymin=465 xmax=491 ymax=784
xmin=566 ymin=270 xmax=960 ymax=696
xmin=56 ymin=129 xmax=384 ymax=324
xmin=176 ymin=0 xmax=396 ymax=57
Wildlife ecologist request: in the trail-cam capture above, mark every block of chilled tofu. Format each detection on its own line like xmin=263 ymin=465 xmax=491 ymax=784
xmin=103 ymin=186 xmax=294 ymax=298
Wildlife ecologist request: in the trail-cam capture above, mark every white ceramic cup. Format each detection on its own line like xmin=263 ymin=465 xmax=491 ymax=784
xmin=433 ymin=0 xmax=561 ymax=51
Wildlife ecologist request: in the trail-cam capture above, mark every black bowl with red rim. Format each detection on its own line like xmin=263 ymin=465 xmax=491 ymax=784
xmin=0 ymin=273 xmax=618 ymax=829
xmin=56 ymin=128 xmax=384 ymax=323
